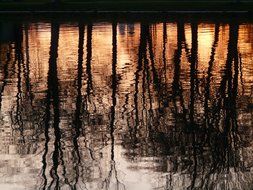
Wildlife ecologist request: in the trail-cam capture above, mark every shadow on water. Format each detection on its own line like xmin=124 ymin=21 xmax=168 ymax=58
xmin=0 ymin=18 xmax=252 ymax=190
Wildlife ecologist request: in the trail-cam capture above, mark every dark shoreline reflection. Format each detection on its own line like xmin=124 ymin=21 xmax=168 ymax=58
xmin=0 ymin=20 xmax=252 ymax=190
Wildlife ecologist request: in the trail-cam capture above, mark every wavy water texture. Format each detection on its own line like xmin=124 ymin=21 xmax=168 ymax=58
xmin=0 ymin=20 xmax=252 ymax=190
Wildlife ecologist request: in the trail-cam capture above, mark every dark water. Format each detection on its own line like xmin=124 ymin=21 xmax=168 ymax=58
xmin=0 ymin=20 xmax=253 ymax=190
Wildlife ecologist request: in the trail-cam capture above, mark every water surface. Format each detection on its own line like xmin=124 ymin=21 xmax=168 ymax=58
xmin=0 ymin=20 xmax=253 ymax=190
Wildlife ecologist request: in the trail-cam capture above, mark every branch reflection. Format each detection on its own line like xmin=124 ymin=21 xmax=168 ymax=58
xmin=0 ymin=20 xmax=252 ymax=190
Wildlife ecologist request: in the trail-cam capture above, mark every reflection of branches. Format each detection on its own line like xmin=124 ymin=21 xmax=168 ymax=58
xmin=204 ymin=24 xmax=220 ymax=129
xmin=10 ymin=24 xmax=40 ymax=153
xmin=239 ymin=53 xmax=245 ymax=95
xmin=40 ymin=70 xmax=50 ymax=190
xmin=199 ymin=23 xmax=242 ymax=189
xmin=122 ymin=22 xmax=248 ymax=190
xmin=133 ymin=24 xmax=146 ymax=132
xmin=0 ymin=25 xmax=44 ymax=161
xmin=82 ymin=23 xmax=98 ymax=162
xmin=170 ymin=23 xmax=244 ymax=190
xmin=1 ymin=21 xmax=251 ymax=190
xmin=189 ymin=23 xmax=199 ymax=190
xmin=172 ymin=23 xmax=244 ymax=189
xmin=102 ymin=161 xmax=125 ymax=190
xmin=13 ymin=24 xmax=25 ymax=143
xmin=24 ymin=24 xmax=41 ymax=151
xmin=162 ymin=22 xmax=167 ymax=85
xmin=40 ymin=22 xmax=54 ymax=188
xmin=213 ymin=24 xmax=239 ymax=132
xmin=86 ymin=24 xmax=93 ymax=99
xmin=189 ymin=23 xmax=198 ymax=127
xmin=72 ymin=23 xmax=85 ymax=189
xmin=82 ymin=23 xmax=97 ymax=135
xmin=102 ymin=23 xmax=125 ymax=190
xmin=147 ymin=26 xmax=160 ymax=92
xmin=40 ymin=22 xmax=62 ymax=190
xmin=24 ymin=24 xmax=34 ymax=107
xmin=0 ymin=44 xmax=11 ymax=110
xmin=122 ymin=24 xmax=147 ymax=157
xmin=47 ymin=22 xmax=62 ymax=190
xmin=9 ymin=25 xmax=42 ymax=155
xmin=172 ymin=22 xmax=188 ymax=126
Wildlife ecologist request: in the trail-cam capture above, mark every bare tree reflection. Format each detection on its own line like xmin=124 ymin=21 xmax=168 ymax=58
xmin=24 ymin=24 xmax=34 ymax=107
xmin=86 ymin=24 xmax=93 ymax=99
xmin=0 ymin=20 xmax=252 ymax=190
xmin=72 ymin=23 xmax=85 ymax=190
xmin=204 ymin=24 xmax=220 ymax=130
xmin=41 ymin=22 xmax=61 ymax=190
xmin=0 ymin=44 xmax=11 ymax=110
xmin=122 ymin=21 xmax=250 ymax=190
xmin=102 ymin=22 xmax=125 ymax=190
xmin=13 ymin=24 xmax=25 ymax=143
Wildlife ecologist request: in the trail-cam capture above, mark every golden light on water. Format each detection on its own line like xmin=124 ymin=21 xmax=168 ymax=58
xmin=0 ymin=21 xmax=253 ymax=190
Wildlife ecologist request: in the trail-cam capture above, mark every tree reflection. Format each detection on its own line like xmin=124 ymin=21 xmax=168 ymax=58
xmin=41 ymin=22 xmax=61 ymax=190
xmin=13 ymin=24 xmax=25 ymax=143
xmin=102 ymin=22 xmax=125 ymax=190
xmin=86 ymin=24 xmax=93 ymax=99
xmin=122 ymin=21 xmax=250 ymax=189
xmin=0 ymin=20 xmax=252 ymax=190
xmin=0 ymin=44 xmax=11 ymax=110
xmin=71 ymin=23 xmax=84 ymax=189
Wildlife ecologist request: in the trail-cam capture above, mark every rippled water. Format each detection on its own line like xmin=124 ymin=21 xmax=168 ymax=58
xmin=0 ymin=20 xmax=253 ymax=190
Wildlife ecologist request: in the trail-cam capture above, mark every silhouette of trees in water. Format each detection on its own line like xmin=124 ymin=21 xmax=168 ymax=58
xmin=121 ymin=22 xmax=251 ymax=189
xmin=0 ymin=20 xmax=252 ymax=189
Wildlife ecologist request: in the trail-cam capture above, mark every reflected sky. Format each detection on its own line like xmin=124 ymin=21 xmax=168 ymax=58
xmin=0 ymin=20 xmax=253 ymax=190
